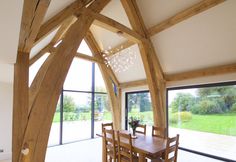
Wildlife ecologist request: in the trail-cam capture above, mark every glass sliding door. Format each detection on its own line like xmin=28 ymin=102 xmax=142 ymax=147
xmin=168 ymin=82 xmax=236 ymax=161
xmin=62 ymin=92 xmax=92 ymax=143
xmin=125 ymin=91 xmax=153 ymax=131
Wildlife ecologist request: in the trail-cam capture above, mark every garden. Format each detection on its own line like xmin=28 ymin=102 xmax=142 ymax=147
xmin=169 ymin=86 xmax=236 ymax=136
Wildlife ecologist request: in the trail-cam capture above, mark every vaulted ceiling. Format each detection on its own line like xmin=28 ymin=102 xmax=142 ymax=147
xmin=1 ymin=0 xmax=236 ymax=84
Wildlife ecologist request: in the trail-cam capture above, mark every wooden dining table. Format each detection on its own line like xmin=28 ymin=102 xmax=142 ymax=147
xmin=97 ymin=130 xmax=167 ymax=162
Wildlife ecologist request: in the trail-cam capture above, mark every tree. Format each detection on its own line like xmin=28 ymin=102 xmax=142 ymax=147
xmin=63 ymin=95 xmax=76 ymax=112
xmin=197 ymin=86 xmax=236 ymax=112
xmin=171 ymin=93 xmax=195 ymax=113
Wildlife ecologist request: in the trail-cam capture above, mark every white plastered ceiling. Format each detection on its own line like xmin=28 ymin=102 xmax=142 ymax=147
xmin=30 ymin=27 xmax=59 ymax=58
xmin=110 ymin=44 xmax=146 ymax=83
xmin=149 ymin=0 xmax=236 ymax=74
xmin=1 ymin=0 xmax=236 ymax=84
xmin=136 ymin=0 xmax=202 ymax=28
xmin=43 ymin=0 xmax=76 ymax=23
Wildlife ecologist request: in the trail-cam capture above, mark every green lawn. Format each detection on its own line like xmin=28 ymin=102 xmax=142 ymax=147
xmin=170 ymin=113 xmax=236 ymax=136
xmin=53 ymin=111 xmax=236 ymax=136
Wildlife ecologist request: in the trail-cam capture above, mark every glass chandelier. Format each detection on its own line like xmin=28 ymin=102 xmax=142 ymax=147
xmin=102 ymin=45 xmax=137 ymax=73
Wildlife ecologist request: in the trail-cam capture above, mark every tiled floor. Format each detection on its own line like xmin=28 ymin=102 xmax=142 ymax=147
xmin=1 ymin=138 xmax=224 ymax=162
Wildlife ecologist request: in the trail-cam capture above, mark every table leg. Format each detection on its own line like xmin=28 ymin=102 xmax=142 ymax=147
xmin=138 ymin=153 xmax=146 ymax=162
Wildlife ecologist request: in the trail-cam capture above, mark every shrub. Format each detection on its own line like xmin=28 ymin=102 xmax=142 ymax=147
xmin=63 ymin=112 xmax=78 ymax=121
xmin=230 ymin=103 xmax=236 ymax=113
xmin=191 ymin=100 xmax=222 ymax=114
xmin=170 ymin=111 xmax=192 ymax=124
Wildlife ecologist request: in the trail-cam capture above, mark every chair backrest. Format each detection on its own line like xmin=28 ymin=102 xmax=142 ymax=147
xmin=103 ymin=128 xmax=116 ymax=160
xmin=164 ymin=134 xmax=179 ymax=162
xmin=152 ymin=126 xmax=166 ymax=138
xmin=117 ymin=131 xmax=135 ymax=162
xmin=135 ymin=124 xmax=146 ymax=135
xmin=102 ymin=122 xmax=113 ymax=132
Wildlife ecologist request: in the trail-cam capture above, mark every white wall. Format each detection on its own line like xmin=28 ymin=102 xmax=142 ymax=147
xmin=0 ymin=82 xmax=13 ymax=160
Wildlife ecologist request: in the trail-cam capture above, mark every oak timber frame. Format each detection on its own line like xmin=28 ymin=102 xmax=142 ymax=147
xmin=13 ymin=0 xmax=228 ymax=162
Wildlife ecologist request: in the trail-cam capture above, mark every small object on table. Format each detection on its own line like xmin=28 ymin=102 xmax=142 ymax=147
xmin=129 ymin=117 xmax=140 ymax=138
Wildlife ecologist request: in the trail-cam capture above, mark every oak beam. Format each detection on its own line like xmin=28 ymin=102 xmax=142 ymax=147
xmin=121 ymin=0 xmax=166 ymax=128
xmin=50 ymin=16 xmax=77 ymax=44
xmin=85 ymin=31 xmax=121 ymax=130
xmin=18 ymin=0 xmax=51 ymax=53
xmin=76 ymin=52 xmax=104 ymax=63
xmin=13 ymin=52 xmax=29 ymax=162
xmin=13 ymin=1 xmax=51 ymax=161
xmin=120 ymin=79 xmax=147 ymax=89
xmin=148 ymin=0 xmax=226 ymax=36
xmin=35 ymin=0 xmax=92 ymax=44
xmin=106 ymin=40 xmax=136 ymax=56
xmin=20 ymin=1 xmax=110 ymax=162
xmin=165 ymin=63 xmax=236 ymax=82
xmin=88 ymin=10 xmax=144 ymax=43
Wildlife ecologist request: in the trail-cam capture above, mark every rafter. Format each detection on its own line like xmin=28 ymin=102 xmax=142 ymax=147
xmin=165 ymin=63 xmax=236 ymax=82
xmin=35 ymin=0 xmax=93 ymax=44
xmin=121 ymin=0 xmax=166 ymax=129
xmin=87 ymin=10 xmax=144 ymax=43
xmin=120 ymin=79 xmax=147 ymax=89
xmin=18 ymin=0 xmax=51 ymax=53
xmin=148 ymin=0 xmax=226 ymax=36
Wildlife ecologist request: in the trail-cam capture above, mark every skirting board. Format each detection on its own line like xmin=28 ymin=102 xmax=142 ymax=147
xmin=0 ymin=152 xmax=11 ymax=161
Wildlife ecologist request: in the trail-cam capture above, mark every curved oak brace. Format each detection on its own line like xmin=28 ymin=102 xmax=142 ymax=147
xmin=16 ymin=1 xmax=110 ymax=162
xmin=85 ymin=31 xmax=121 ymax=130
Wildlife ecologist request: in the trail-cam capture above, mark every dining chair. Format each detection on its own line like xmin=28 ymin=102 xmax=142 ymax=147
xmin=135 ymin=124 xmax=146 ymax=135
xmin=102 ymin=122 xmax=114 ymax=132
xmin=149 ymin=134 xmax=180 ymax=162
xmin=152 ymin=126 xmax=166 ymax=138
xmin=103 ymin=128 xmax=117 ymax=162
xmin=117 ymin=131 xmax=139 ymax=162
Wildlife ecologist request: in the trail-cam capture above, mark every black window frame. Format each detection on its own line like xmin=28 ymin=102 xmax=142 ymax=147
xmin=167 ymin=81 xmax=236 ymax=162
xmin=49 ymin=62 xmax=109 ymax=146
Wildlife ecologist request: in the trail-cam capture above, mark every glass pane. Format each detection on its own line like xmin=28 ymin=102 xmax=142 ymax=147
xmin=29 ymin=53 xmax=50 ymax=86
xmin=127 ymin=92 xmax=153 ymax=131
xmin=48 ymin=96 xmax=60 ymax=146
xmin=168 ymin=85 xmax=236 ymax=161
xmin=64 ymin=58 xmax=92 ymax=91
xmin=62 ymin=92 xmax=91 ymax=143
xmin=77 ymin=40 xmax=93 ymax=56
xmin=94 ymin=93 xmax=112 ymax=135
xmin=95 ymin=64 xmax=107 ymax=93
